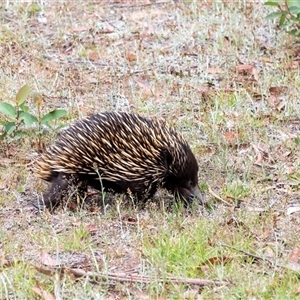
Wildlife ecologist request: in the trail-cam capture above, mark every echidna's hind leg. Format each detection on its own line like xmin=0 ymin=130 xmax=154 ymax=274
xmin=39 ymin=173 xmax=87 ymax=210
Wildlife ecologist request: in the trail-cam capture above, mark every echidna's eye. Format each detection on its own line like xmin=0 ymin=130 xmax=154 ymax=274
xmin=188 ymin=180 xmax=194 ymax=188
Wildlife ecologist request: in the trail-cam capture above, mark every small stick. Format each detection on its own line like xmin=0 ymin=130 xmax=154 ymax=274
xmin=32 ymin=265 xmax=231 ymax=287
xmin=68 ymin=268 xmax=232 ymax=286
xmin=220 ymin=243 xmax=274 ymax=267
xmin=207 ymin=184 xmax=232 ymax=206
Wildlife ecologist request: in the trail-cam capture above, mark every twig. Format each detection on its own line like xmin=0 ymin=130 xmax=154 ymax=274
xmin=103 ymin=1 xmax=172 ymax=9
xmin=219 ymin=243 xmax=300 ymax=272
xmin=68 ymin=268 xmax=231 ymax=286
xmin=207 ymin=184 xmax=232 ymax=206
xmin=219 ymin=243 xmax=275 ymax=267
xmin=32 ymin=265 xmax=231 ymax=287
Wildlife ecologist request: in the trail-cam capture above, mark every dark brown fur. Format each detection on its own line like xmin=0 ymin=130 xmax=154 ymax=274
xmin=34 ymin=112 xmax=202 ymax=208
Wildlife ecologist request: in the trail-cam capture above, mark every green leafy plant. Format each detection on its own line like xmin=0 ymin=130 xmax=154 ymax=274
xmin=0 ymin=84 xmax=67 ymax=143
xmin=222 ymin=180 xmax=250 ymax=204
xmin=27 ymin=2 xmax=42 ymax=17
xmin=265 ymin=1 xmax=300 ymax=37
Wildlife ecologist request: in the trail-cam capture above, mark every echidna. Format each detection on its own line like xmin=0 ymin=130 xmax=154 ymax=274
xmin=34 ymin=112 xmax=202 ymax=208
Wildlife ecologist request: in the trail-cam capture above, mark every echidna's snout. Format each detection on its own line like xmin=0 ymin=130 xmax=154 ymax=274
xmin=174 ymin=180 xmax=203 ymax=205
xmin=189 ymin=185 xmax=203 ymax=204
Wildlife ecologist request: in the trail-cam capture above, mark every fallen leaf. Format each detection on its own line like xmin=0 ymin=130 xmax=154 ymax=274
xmin=71 ymin=27 xmax=90 ymax=33
xmin=126 ymin=53 xmax=137 ymax=62
xmin=224 ymin=131 xmax=242 ymax=144
xmin=103 ymin=22 xmax=115 ymax=33
xmin=263 ymin=247 xmax=275 ymax=259
xmin=135 ymin=80 xmax=153 ymax=97
xmin=252 ymin=143 xmax=271 ymax=164
xmin=192 ymin=85 xmax=211 ymax=99
xmin=289 ymin=248 xmax=300 ymax=262
xmin=286 ymin=166 xmax=295 ymax=174
xmin=276 ymin=101 xmax=285 ymax=111
xmin=32 ymin=287 xmax=55 ymax=300
xmin=236 ymin=64 xmax=259 ymax=79
xmin=223 ymin=36 xmax=231 ymax=45
xmin=33 ymin=265 xmax=55 ymax=276
xmin=84 ymin=224 xmax=99 ymax=233
xmin=261 ymin=57 xmax=273 ymax=64
xmin=33 ymin=92 xmax=43 ymax=108
xmin=267 ymin=94 xmax=279 ymax=109
xmin=207 ymin=67 xmax=223 ymax=74
xmin=40 ymin=252 xmax=60 ymax=267
xmin=285 ymin=261 xmax=300 ymax=272
xmin=199 ymin=255 xmax=232 ymax=273
xmin=269 ymin=86 xmax=287 ymax=96
xmin=89 ymin=52 xmax=99 ymax=61
xmin=169 ymin=66 xmax=183 ymax=77
xmin=284 ymin=60 xmax=299 ymax=70
xmin=153 ymin=96 xmax=166 ymax=103
xmin=252 ymin=67 xmax=259 ymax=80
xmin=295 ymin=283 xmax=300 ymax=295
xmin=286 ymin=204 xmax=300 ymax=215
xmin=72 ymin=221 xmax=82 ymax=227
xmin=67 ymin=202 xmax=78 ymax=211
xmin=206 ymin=255 xmax=232 ymax=265
xmin=236 ymin=64 xmax=254 ymax=73
xmin=282 ymin=151 xmax=291 ymax=158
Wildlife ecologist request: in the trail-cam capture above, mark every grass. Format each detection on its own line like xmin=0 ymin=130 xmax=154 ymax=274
xmin=1 ymin=0 xmax=300 ymax=299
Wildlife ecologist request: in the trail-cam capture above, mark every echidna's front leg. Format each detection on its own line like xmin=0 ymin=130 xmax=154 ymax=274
xmin=39 ymin=173 xmax=86 ymax=210
xmin=38 ymin=173 xmax=69 ymax=209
